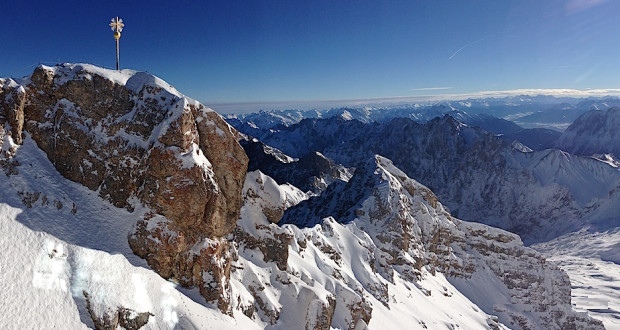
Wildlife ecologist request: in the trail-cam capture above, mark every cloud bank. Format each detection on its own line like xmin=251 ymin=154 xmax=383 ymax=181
xmin=208 ymin=88 xmax=620 ymax=114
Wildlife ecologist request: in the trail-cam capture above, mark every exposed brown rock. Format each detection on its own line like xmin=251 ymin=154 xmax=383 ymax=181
xmin=306 ymin=295 xmax=336 ymax=330
xmin=83 ymin=291 xmax=153 ymax=330
xmin=4 ymin=64 xmax=248 ymax=312
xmin=0 ymin=81 xmax=26 ymax=145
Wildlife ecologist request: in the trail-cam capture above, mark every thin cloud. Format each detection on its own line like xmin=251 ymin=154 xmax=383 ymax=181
xmin=209 ymin=88 xmax=620 ymax=114
xmin=449 ymin=37 xmax=487 ymax=60
xmin=449 ymin=13 xmax=560 ymax=60
xmin=566 ymin=0 xmax=608 ymax=14
xmin=411 ymin=87 xmax=453 ymax=91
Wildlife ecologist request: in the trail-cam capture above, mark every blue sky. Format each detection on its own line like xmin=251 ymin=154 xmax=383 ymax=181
xmin=3 ymin=0 xmax=620 ymax=109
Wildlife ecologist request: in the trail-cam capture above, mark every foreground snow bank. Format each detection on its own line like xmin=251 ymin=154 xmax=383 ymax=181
xmin=0 ymin=203 xmax=259 ymax=329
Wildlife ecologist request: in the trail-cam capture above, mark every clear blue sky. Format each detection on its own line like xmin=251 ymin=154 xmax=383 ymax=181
xmin=3 ymin=0 xmax=620 ymax=107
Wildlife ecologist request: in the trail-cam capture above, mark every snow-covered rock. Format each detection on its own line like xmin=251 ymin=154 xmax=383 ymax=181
xmin=0 ymin=135 xmax=259 ymax=329
xmin=271 ymin=155 xmax=602 ymax=329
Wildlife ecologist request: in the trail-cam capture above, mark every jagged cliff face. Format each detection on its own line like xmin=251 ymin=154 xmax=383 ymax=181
xmin=241 ymin=139 xmax=352 ymax=195
xmin=231 ymin=157 xmax=602 ymax=329
xmin=1 ymin=64 xmax=248 ymax=312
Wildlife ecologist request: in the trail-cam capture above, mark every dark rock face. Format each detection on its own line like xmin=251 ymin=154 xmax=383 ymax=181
xmin=242 ymin=139 xmax=351 ymax=194
xmin=5 ymin=64 xmax=248 ymax=312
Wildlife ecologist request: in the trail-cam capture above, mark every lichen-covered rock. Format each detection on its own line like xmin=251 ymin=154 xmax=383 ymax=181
xmin=6 ymin=63 xmax=248 ymax=311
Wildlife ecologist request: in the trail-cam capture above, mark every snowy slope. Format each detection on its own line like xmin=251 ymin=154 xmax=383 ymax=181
xmin=0 ymin=136 xmax=258 ymax=329
xmin=232 ymin=170 xmax=510 ymax=329
xmin=533 ymin=229 xmax=620 ymax=329
xmin=276 ymin=155 xmax=602 ymax=329
xmin=0 ymin=138 xmax=516 ymax=329
xmin=556 ymin=108 xmax=620 ymax=157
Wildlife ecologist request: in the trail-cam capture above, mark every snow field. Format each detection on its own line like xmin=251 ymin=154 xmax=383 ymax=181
xmin=534 ymin=229 xmax=620 ymax=329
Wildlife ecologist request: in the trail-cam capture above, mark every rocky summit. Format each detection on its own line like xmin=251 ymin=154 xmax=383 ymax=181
xmin=1 ymin=63 xmax=248 ymax=313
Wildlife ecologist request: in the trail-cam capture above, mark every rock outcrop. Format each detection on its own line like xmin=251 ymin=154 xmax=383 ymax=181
xmin=83 ymin=291 xmax=154 ymax=330
xmin=2 ymin=63 xmax=248 ymax=311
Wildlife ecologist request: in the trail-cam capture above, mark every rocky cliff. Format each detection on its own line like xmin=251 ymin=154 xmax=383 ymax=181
xmin=0 ymin=63 xmax=248 ymax=312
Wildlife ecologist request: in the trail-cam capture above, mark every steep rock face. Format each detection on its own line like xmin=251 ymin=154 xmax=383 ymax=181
xmin=5 ymin=63 xmax=248 ymax=311
xmin=556 ymin=108 xmax=620 ymax=157
xmin=0 ymin=78 xmax=26 ymax=145
xmin=242 ymin=139 xmax=352 ymax=194
xmin=280 ymin=155 xmax=603 ymax=329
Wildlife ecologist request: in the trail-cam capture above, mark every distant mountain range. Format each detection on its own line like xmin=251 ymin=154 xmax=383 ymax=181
xmin=228 ymin=107 xmax=620 ymax=245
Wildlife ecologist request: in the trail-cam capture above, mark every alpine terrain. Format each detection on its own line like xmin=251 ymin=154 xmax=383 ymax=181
xmin=0 ymin=63 xmax=614 ymax=329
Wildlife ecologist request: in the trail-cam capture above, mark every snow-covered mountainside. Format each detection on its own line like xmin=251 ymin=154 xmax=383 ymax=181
xmin=533 ymin=228 xmax=620 ymax=329
xmin=1 ymin=145 xmax=601 ymax=328
xmin=0 ymin=135 xmax=259 ymax=329
xmin=239 ymin=115 xmax=620 ymax=244
xmin=0 ymin=63 xmax=609 ymax=329
xmin=274 ymin=155 xmax=602 ymax=329
xmin=556 ymin=108 xmax=620 ymax=157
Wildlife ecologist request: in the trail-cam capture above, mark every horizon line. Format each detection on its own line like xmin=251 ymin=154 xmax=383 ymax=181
xmin=207 ymin=88 xmax=620 ymax=114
